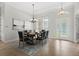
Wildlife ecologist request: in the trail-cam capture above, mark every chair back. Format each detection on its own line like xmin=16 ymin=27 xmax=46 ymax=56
xmin=46 ymin=31 xmax=49 ymax=39
xmin=24 ymin=30 xmax=27 ymax=33
xmin=41 ymin=30 xmax=46 ymax=39
xmin=18 ymin=31 xmax=23 ymax=40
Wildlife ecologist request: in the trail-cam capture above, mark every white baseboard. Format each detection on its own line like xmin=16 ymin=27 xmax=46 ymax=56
xmin=48 ymin=37 xmax=75 ymax=43
xmin=2 ymin=38 xmax=18 ymax=43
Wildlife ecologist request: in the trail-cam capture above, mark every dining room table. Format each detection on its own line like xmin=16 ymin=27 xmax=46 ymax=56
xmin=24 ymin=31 xmax=40 ymax=42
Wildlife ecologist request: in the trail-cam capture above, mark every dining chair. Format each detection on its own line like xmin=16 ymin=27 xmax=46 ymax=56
xmin=46 ymin=31 xmax=49 ymax=39
xmin=45 ymin=31 xmax=49 ymax=39
xmin=35 ymin=30 xmax=46 ymax=44
xmin=18 ymin=31 xmax=26 ymax=47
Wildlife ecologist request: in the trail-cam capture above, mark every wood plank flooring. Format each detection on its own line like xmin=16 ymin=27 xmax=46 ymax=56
xmin=35 ymin=39 xmax=79 ymax=56
xmin=0 ymin=39 xmax=79 ymax=56
xmin=0 ymin=41 xmax=26 ymax=56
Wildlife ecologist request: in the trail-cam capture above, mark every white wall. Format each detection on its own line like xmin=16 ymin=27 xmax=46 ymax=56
xmin=74 ymin=3 xmax=79 ymax=42
xmin=37 ymin=10 xmax=57 ymax=39
xmin=0 ymin=3 xmax=1 ymax=40
xmin=0 ymin=2 xmax=5 ymax=41
xmin=2 ymin=3 xmax=31 ymax=42
xmin=38 ymin=5 xmax=75 ymax=42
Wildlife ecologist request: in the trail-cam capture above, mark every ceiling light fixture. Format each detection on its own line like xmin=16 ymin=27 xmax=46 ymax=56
xmin=58 ymin=3 xmax=65 ymax=16
xmin=31 ymin=4 xmax=36 ymax=23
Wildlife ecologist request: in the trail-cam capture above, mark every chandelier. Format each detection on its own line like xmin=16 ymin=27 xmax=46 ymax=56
xmin=31 ymin=4 xmax=36 ymax=23
xmin=58 ymin=3 xmax=65 ymax=16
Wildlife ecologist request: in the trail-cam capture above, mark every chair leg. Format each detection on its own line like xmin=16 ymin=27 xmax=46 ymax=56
xmin=42 ymin=40 xmax=44 ymax=46
xmin=23 ymin=41 xmax=25 ymax=48
xmin=19 ymin=41 xmax=20 ymax=48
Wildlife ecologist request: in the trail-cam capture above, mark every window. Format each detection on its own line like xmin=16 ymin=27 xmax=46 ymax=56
xmin=55 ymin=15 xmax=70 ymax=38
xmin=59 ymin=21 xmax=67 ymax=35
xmin=35 ymin=19 xmax=39 ymax=32
xmin=42 ymin=18 xmax=48 ymax=30
xmin=25 ymin=21 xmax=32 ymax=30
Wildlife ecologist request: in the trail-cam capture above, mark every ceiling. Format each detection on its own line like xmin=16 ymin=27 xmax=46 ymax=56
xmin=5 ymin=2 xmax=74 ymax=15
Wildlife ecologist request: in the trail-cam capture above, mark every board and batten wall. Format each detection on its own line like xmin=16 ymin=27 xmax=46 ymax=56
xmin=74 ymin=3 xmax=79 ymax=42
xmin=0 ymin=2 xmax=4 ymax=41
xmin=1 ymin=3 xmax=31 ymax=42
xmin=0 ymin=3 xmax=1 ymax=40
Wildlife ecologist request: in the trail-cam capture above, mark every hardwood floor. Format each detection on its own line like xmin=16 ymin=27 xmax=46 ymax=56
xmin=0 ymin=39 xmax=79 ymax=56
xmin=0 ymin=41 xmax=26 ymax=56
xmin=35 ymin=39 xmax=79 ymax=56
